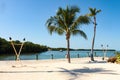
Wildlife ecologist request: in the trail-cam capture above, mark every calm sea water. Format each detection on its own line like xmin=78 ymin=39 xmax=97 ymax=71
xmin=0 ymin=51 xmax=115 ymax=60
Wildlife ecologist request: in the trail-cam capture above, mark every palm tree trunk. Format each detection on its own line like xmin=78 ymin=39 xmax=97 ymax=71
xmin=91 ymin=16 xmax=96 ymax=61
xmin=67 ymin=39 xmax=71 ymax=63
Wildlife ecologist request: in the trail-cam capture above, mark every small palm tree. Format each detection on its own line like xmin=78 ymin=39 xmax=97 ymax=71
xmin=88 ymin=8 xmax=101 ymax=61
xmin=46 ymin=6 xmax=90 ymax=63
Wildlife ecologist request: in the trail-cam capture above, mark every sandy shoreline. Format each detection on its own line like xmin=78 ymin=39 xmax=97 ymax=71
xmin=0 ymin=57 xmax=120 ymax=80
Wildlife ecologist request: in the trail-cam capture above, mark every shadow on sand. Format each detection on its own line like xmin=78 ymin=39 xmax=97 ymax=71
xmin=59 ymin=67 xmax=119 ymax=80
xmin=0 ymin=65 xmax=119 ymax=80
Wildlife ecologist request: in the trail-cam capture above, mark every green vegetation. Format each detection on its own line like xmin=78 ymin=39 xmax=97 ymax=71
xmin=23 ymin=42 xmax=48 ymax=53
xmin=115 ymin=52 xmax=120 ymax=63
xmin=87 ymin=8 xmax=101 ymax=61
xmin=0 ymin=37 xmax=48 ymax=55
xmin=46 ymin=6 xmax=90 ymax=63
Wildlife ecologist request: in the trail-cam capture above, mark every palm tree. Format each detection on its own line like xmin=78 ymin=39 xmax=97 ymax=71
xmin=46 ymin=6 xmax=90 ymax=63
xmin=88 ymin=8 xmax=101 ymax=61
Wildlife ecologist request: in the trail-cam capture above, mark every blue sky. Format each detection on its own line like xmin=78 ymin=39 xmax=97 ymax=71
xmin=0 ymin=0 xmax=120 ymax=50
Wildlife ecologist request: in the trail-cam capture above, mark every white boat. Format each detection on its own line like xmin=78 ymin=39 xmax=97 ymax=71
xmin=59 ymin=49 xmax=63 ymax=52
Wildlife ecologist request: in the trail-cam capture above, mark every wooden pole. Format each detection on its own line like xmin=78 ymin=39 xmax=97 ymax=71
xmin=77 ymin=54 xmax=80 ymax=58
xmin=10 ymin=38 xmax=25 ymax=61
xmin=51 ymin=54 xmax=53 ymax=60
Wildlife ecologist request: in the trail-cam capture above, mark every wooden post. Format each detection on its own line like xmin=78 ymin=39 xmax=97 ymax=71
xmin=77 ymin=54 xmax=80 ymax=58
xmin=87 ymin=52 xmax=90 ymax=57
xmin=51 ymin=54 xmax=53 ymax=60
xmin=36 ymin=54 xmax=38 ymax=60
xmin=94 ymin=52 xmax=97 ymax=57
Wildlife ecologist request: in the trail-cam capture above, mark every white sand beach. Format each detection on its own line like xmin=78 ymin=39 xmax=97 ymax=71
xmin=0 ymin=57 xmax=120 ymax=80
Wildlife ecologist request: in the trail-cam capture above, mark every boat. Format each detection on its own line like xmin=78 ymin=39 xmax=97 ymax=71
xmin=59 ymin=49 xmax=63 ymax=52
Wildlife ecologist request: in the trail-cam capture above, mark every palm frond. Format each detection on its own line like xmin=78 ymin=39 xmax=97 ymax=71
xmin=55 ymin=28 xmax=65 ymax=35
xmin=56 ymin=16 xmax=66 ymax=30
xmin=89 ymin=8 xmax=96 ymax=15
xmin=70 ymin=6 xmax=80 ymax=13
xmin=71 ymin=15 xmax=90 ymax=29
xmin=88 ymin=8 xmax=101 ymax=16
xmin=72 ymin=30 xmax=87 ymax=39
xmin=57 ymin=7 xmax=63 ymax=15
xmin=96 ymin=9 xmax=101 ymax=14
xmin=47 ymin=26 xmax=56 ymax=35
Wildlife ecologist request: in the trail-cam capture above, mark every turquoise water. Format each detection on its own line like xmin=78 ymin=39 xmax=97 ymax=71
xmin=0 ymin=51 xmax=115 ymax=60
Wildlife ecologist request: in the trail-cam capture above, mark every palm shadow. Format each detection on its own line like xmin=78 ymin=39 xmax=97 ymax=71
xmin=60 ymin=67 xmax=119 ymax=74
xmin=0 ymin=65 xmax=119 ymax=80
xmin=59 ymin=67 xmax=119 ymax=80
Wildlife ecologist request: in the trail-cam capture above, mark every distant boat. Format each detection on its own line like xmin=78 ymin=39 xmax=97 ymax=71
xmin=59 ymin=49 xmax=63 ymax=52
xmin=48 ymin=49 xmax=52 ymax=51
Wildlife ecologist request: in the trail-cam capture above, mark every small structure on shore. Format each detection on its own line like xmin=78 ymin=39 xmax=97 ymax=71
xmin=9 ymin=37 xmax=25 ymax=61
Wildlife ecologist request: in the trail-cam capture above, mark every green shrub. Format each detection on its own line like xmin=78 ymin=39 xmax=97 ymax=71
xmin=115 ymin=52 xmax=120 ymax=63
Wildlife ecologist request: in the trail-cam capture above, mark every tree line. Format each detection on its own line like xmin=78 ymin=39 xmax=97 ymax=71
xmin=0 ymin=37 xmax=48 ymax=55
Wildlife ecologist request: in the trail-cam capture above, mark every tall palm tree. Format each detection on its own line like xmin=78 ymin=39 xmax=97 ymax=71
xmin=46 ymin=6 xmax=90 ymax=63
xmin=88 ymin=8 xmax=101 ymax=61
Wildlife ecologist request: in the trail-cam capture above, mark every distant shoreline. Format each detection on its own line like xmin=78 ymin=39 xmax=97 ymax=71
xmin=52 ymin=49 xmax=116 ymax=51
